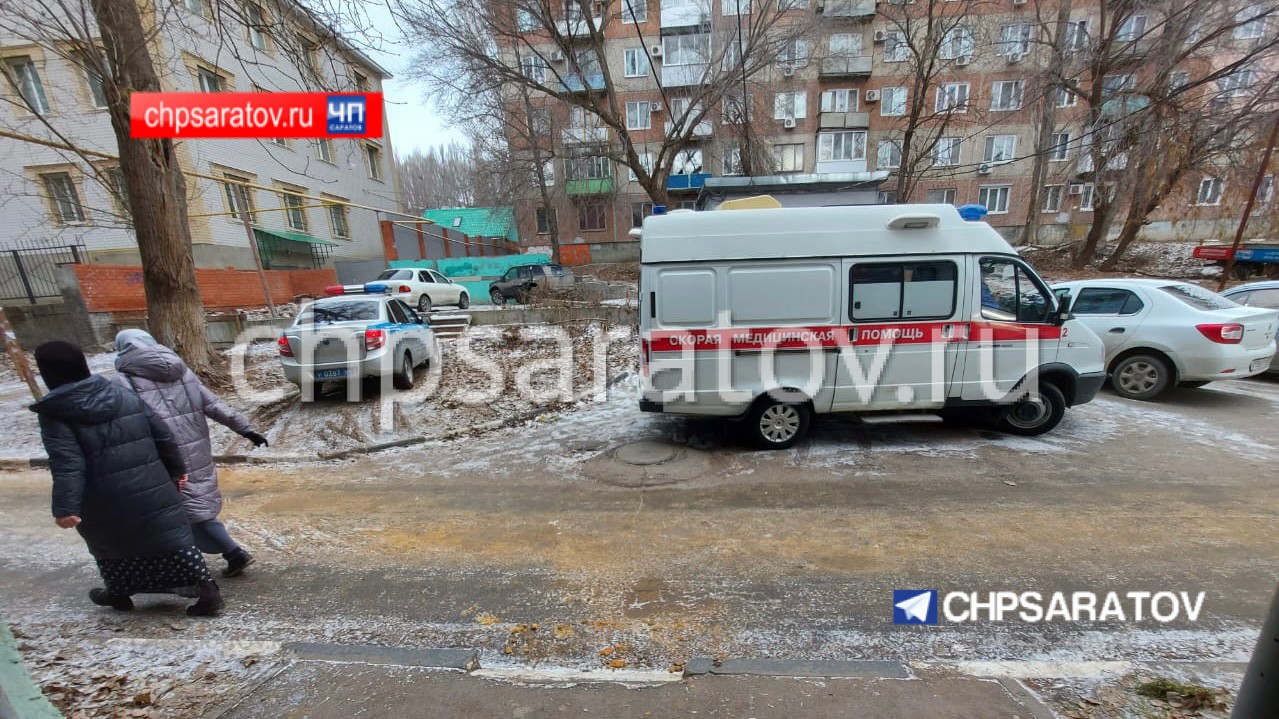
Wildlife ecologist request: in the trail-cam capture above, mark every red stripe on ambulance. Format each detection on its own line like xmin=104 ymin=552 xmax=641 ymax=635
xmin=647 ymin=321 xmax=1060 ymax=352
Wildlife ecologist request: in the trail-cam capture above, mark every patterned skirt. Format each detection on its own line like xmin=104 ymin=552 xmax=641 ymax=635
xmin=95 ymin=546 xmax=213 ymax=597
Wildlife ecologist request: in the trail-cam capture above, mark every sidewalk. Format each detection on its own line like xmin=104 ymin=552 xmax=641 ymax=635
xmin=213 ymin=660 xmax=1055 ymax=719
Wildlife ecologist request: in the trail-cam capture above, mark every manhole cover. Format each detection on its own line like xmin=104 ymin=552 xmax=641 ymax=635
xmin=614 ymin=441 xmax=677 ymax=466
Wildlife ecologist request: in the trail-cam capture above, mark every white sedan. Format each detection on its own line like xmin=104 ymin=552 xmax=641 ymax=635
xmin=372 ymin=268 xmax=470 ymax=313
xmin=1052 ymin=279 xmax=1278 ymax=400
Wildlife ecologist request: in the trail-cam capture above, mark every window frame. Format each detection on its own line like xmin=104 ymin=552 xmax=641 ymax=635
xmin=979 ymin=256 xmax=1056 ymax=324
xmin=41 ymin=172 xmax=85 ymax=224
xmin=848 ymin=260 xmax=960 ymax=323
xmin=622 ymin=0 xmax=648 ymax=22
xmin=1195 ymin=176 xmax=1223 ymax=206
xmin=5 ymin=56 xmax=51 ymax=114
xmin=978 ymin=184 xmax=1012 ymax=214
xmin=578 ymin=202 xmax=607 ymax=231
xmin=880 ymin=86 xmax=907 ymax=116
xmin=773 ymin=142 xmax=805 ymax=173
xmin=325 ymin=198 xmax=350 ymax=238
xmin=1041 ymin=185 xmax=1064 ymax=213
xmin=876 ymin=139 xmax=902 ymax=169
xmin=990 ymin=79 xmax=1024 ymax=111
xmin=1049 ymin=132 xmax=1071 ymax=161
xmin=936 ymin=82 xmax=970 ymax=113
xmin=933 ymin=136 xmax=961 ymax=166
xmin=280 ymin=188 xmax=309 ymax=232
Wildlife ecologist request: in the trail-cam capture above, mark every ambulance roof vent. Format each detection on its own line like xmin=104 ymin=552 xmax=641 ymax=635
xmin=886 ymin=213 xmax=941 ymax=230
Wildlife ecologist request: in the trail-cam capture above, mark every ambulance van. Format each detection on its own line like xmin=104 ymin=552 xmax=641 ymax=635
xmin=638 ymin=203 xmax=1106 ymax=449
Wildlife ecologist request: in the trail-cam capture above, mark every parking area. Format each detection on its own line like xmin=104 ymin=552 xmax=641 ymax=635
xmin=1 ymin=373 xmax=1276 ymax=716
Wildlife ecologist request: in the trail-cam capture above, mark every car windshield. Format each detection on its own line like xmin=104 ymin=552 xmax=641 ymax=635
xmin=1159 ymin=283 xmax=1238 ymax=311
xmin=376 ymin=269 xmax=413 ymax=281
xmin=295 ymin=299 xmax=381 ymax=325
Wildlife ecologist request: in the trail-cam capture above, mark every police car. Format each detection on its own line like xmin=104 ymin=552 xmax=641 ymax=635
xmin=278 ymin=283 xmax=439 ymax=400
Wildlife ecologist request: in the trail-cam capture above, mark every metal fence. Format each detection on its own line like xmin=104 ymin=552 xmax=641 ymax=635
xmin=0 ymin=242 xmax=84 ymax=304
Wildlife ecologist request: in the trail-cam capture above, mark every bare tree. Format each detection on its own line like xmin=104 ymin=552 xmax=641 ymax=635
xmin=397 ymin=142 xmax=499 ymax=213
xmin=392 ymin=0 xmax=815 ymax=208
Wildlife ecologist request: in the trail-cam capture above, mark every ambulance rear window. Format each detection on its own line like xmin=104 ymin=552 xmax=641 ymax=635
xmin=850 ymin=261 xmax=957 ymax=321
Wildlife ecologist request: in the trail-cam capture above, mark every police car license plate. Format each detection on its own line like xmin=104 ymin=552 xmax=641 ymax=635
xmin=315 ymin=369 xmax=348 ymax=379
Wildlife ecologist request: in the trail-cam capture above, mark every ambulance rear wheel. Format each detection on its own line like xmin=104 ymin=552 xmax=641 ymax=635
xmin=746 ymin=398 xmax=811 ymax=450
xmin=997 ymin=382 xmax=1065 ymax=436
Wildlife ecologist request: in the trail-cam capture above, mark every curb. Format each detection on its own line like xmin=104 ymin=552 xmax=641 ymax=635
xmin=0 ymin=618 xmax=61 ymax=719
xmin=682 ymin=658 xmax=910 ymax=679
xmin=284 ymin=642 xmax=478 ymax=671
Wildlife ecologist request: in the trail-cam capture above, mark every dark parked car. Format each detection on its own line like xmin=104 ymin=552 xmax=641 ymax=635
xmin=488 ymin=264 xmax=574 ymax=304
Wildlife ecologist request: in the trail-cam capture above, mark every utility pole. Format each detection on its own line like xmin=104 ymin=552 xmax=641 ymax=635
xmin=238 ymin=185 xmax=278 ymax=319
xmin=1218 ymin=113 xmax=1279 ymax=292
xmin=1233 ymin=580 xmax=1279 ymax=718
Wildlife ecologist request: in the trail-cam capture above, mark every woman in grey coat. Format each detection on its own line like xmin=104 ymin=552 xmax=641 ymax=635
xmin=114 ymin=329 xmax=268 ymax=577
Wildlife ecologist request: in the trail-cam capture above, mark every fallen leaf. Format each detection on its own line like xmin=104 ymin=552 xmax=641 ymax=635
xmin=132 ymin=691 xmax=153 ymax=707
xmin=1003 ymin=480 xmax=1017 ymax=486
xmin=607 ymin=659 xmax=627 ymax=669
xmin=599 ymin=647 xmax=615 ymax=657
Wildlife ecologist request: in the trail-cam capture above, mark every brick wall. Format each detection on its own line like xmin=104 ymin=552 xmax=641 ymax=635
xmin=73 ymin=265 xmax=338 ymax=313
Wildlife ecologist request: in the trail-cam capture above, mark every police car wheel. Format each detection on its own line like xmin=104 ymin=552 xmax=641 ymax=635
xmin=747 ymin=399 xmax=810 ymax=450
xmin=393 ymin=352 xmax=415 ymax=390
xmin=418 ymin=295 xmax=432 ymax=313
xmin=997 ymin=382 xmax=1065 ymax=436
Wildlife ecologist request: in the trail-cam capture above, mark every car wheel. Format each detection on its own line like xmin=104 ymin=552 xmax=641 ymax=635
xmin=393 ymin=351 xmax=414 ymax=390
xmin=458 ymin=292 xmax=470 ymax=310
xmin=302 ymin=380 xmax=323 ymax=403
xmin=490 ymin=289 xmax=505 ymax=305
xmin=417 ymin=294 xmax=432 ymax=313
xmin=997 ymin=382 xmax=1066 ymax=436
xmin=745 ymin=397 xmax=811 ymax=450
xmin=1179 ymin=380 xmax=1210 ymax=389
xmin=1111 ymin=354 xmax=1171 ymax=400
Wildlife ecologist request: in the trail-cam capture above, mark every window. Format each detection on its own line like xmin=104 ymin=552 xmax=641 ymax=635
xmin=1159 ymin=283 xmax=1237 ymax=311
xmin=722 ymin=147 xmax=743 ymax=175
xmin=877 ymin=140 xmax=901 ymax=169
xmin=631 ymin=201 xmax=653 ymax=228
xmin=773 ymin=143 xmax=804 ymax=172
xmin=541 ymin=159 xmax=556 ymax=186
xmin=365 ymin=142 xmax=383 ymax=181
xmin=672 ymin=148 xmax=703 ymax=175
xmin=820 ymin=88 xmax=858 ymax=113
xmin=1195 ymin=176 xmax=1223 ymax=205
xmin=626 ymin=100 xmax=651 ymax=130
xmin=1053 ymin=85 xmax=1077 ymax=107
xmin=936 ymin=82 xmax=969 ymax=112
xmin=979 ymin=258 xmax=1052 ymax=323
xmin=926 ymin=188 xmax=956 ymax=204
xmin=978 ymin=185 xmax=1011 ymax=214
xmin=184 ymin=0 xmax=206 ymax=14
xmin=245 ymin=2 xmax=269 ymax=50
xmin=535 ymin=206 xmax=555 ymax=234
xmin=1116 ymin=14 xmax=1147 ymax=41
xmin=1049 ymin=132 xmax=1070 ymax=161
xmin=1260 ymin=174 xmax=1275 ymax=204
xmin=849 ymin=262 xmax=958 ymax=321
xmin=1168 ymin=71 xmax=1191 ymax=91
xmin=933 ymin=137 xmax=960 ymax=166
xmin=1234 ymin=288 xmax=1279 ymax=309
xmin=880 ymin=86 xmax=906 ymax=116
xmin=270 ymin=137 xmax=289 ymax=148
xmin=983 ymin=135 xmax=1017 ymax=163
xmin=569 ymin=153 xmax=612 ymax=180
xmin=281 ymin=190 xmax=308 ymax=231
xmin=818 ymin=131 xmax=866 ymax=162
xmin=774 ymin=91 xmax=807 ymax=119
xmin=579 ymin=203 xmax=607 ymax=231
xmin=353 ymin=71 xmax=370 ymax=93
xmin=82 ymin=59 xmax=108 ymax=109
xmin=222 ymin=174 xmax=256 ymax=223
xmin=1219 ymin=67 xmax=1256 ymax=98
xmin=627 ymin=152 xmax=653 ymax=181
xmin=877 ymin=190 xmax=897 ymax=204
xmin=829 ymin=33 xmax=864 ymax=58
xmin=883 ymin=31 xmax=909 ymax=62
xmin=6 ymin=56 xmax=50 ymax=113
xmin=990 ymin=80 xmax=1023 ymax=111
xmin=326 ymin=199 xmax=349 ymax=238
xmin=723 ymin=0 xmax=750 ymax=14
xmin=663 ymin=33 xmax=711 ymax=66
xmin=41 ymin=173 xmax=84 ymax=223
xmin=1041 ymin=185 xmax=1063 ymax=212
xmin=722 ymin=93 xmax=752 ymax=124
xmin=939 ymin=26 xmax=974 ymax=60
xmin=998 ymin=24 xmax=1033 ymax=55
xmin=520 ymin=55 xmax=547 ymax=82
xmin=1079 ymin=183 xmax=1097 ymax=211
xmin=1072 ymin=288 xmax=1144 ymax=315
xmin=624 ymin=48 xmax=647 ymax=77
xmin=777 ymin=39 xmax=810 ymax=67
xmin=778 ymin=0 xmax=809 ymax=9
xmin=1102 ymin=73 xmax=1134 ymax=98
xmin=623 ymin=0 xmax=648 ymax=22
xmin=1235 ymin=5 xmax=1266 ymax=39
xmin=104 ymin=166 xmax=130 ymax=222
xmin=530 ymin=108 xmax=551 ymax=135
xmin=315 ymin=139 xmax=333 ymax=163
xmin=1065 ymin=19 xmax=1089 ymax=51
xmin=197 ymin=67 xmax=224 ymax=92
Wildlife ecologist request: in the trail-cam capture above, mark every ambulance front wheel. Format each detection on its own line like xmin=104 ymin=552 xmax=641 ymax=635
xmin=746 ymin=397 xmax=812 ymax=450
xmin=996 ymin=382 xmax=1066 ymax=436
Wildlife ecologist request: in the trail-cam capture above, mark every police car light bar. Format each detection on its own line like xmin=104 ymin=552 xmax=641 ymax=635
xmin=322 ymin=283 xmax=399 ymax=296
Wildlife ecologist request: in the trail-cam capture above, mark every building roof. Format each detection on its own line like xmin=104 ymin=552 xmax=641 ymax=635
xmin=422 ymin=207 xmax=518 ymax=241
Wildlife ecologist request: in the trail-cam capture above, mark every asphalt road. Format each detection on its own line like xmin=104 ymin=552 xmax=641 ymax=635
xmin=1 ymin=377 xmax=1276 ymax=715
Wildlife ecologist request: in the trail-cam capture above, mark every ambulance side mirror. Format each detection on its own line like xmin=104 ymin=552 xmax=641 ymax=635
xmin=1052 ymin=292 xmax=1074 ymax=325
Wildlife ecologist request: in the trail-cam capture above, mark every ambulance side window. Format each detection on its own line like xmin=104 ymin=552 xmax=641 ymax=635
xmin=850 ymin=261 xmax=956 ymax=322
xmin=979 ymin=258 xmax=1052 ymax=323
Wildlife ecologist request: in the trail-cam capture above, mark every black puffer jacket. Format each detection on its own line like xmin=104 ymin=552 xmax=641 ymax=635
xmin=30 ymin=375 xmax=192 ymax=560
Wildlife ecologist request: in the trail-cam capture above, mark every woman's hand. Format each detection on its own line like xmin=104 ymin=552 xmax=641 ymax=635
xmin=243 ymin=431 xmax=269 ymax=448
xmin=176 ymin=474 xmax=189 ymax=491
xmin=55 ymin=516 xmax=80 ymax=529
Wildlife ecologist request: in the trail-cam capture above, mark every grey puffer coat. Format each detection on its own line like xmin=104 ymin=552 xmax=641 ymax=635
xmin=115 ymin=339 xmax=253 ymax=523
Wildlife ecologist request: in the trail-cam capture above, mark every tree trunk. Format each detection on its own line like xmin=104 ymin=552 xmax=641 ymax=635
xmin=92 ymin=0 xmax=218 ymax=379
xmin=1072 ymin=202 xmax=1112 ymax=270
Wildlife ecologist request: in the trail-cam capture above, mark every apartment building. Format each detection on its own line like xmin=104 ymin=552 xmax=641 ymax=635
xmin=507 ymin=0 xmax=1274 ymax=253
xmin=0 ymin=0 xmax=396 ymax=270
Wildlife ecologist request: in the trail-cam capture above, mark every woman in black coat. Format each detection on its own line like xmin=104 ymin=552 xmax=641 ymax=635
xmin=30 ymin=341 xmax=224 ymax=616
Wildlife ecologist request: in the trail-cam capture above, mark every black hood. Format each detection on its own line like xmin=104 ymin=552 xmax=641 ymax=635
xmin=29 ymin=375 xmax=123 ymax=424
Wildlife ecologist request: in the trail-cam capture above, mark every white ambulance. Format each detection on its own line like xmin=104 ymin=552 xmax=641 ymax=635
xmin=637 ymin=203 xmax=1106 ymax=449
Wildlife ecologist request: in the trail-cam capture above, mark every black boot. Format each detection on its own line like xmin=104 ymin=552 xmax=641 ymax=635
xmin=222 ymin=548 xmax=255 ymax=578
xmin=89 ymin=588 xmax=133 ymax=611
xmin=186 ymin=580 xmax=225 ymax=617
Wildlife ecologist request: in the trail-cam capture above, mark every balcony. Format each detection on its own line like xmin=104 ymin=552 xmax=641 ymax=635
xmin=660 ymin=0 xmax=710 ymax=29
xmin=818 ymin=0 xmax=876 ymax=19
xmin=560 ymin=74 xmax=606 ymax=94
xmin=667 ymin=173 xmax=712 ymax=192
xmin=664 ymin=119 xmax=713 ymax=138
xmin=662 ymin=63 xmax=709 ymax=87
xmin=555 ymin=16 xmax=602 ymax=38
xmin=562 ymin=126 xmax=609 ymax=145
xmin=566 ymin=177 xmax=615 ymax=195
xmin=819 ymin=111 xmax=870 ymax=129
xmin=819 ymin=55 xmax=873 ymax=77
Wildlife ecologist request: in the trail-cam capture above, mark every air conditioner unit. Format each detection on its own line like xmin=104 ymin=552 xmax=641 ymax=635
xmin=781 ymin=65 xmax=796 ymax=77
xmin=550 ymin=49 xmax=566 ymax=62
xmin=956 ymin=55 xmax=971 ymax=66
xmin=1007 ymin=52 xmax=1023 ymax=63
xmin=865 ymin=89 xmax=881 ymax=102
xmin=1069 ymin=183 xmax=1084 ymax=195
xmin=873 ymin=30 xmax=887 ymax=43
xmin=783 ymin=117 xmax=797 ymax=129
xmin=649 ymin=45 xmax=663 ymax=58
xmin=649 ymin=101 xmax=662 ymax=112
xmin=978 ymin=162 xmax=993 ymax=175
